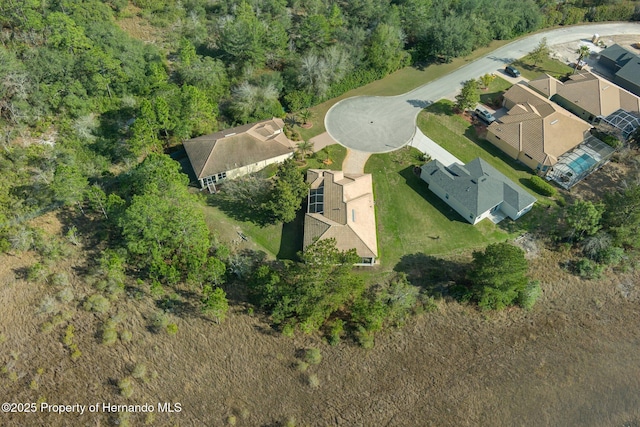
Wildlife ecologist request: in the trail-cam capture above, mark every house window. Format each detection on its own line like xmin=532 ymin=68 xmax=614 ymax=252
xmin=524 ymin=153 xmax=533 ymax=160
xmin=217 ymin=172 xmax=227 ymax=181
xmin=360 ymin=257 xmax=374 ymax=265
xmin=445 ymin=193 xmax=449 ymax=199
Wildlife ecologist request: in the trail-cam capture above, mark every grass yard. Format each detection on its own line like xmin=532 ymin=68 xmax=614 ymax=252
xmin=296 ymin=39 xmax=512 ymax=142
xmin=303 ymin=144 xmax=347 ymax=171
xmin=364 ymin=147 xmax=514 ymax=268
xmin=479 ymin=76 xmax=512 ymax=107
xmin=511 ymin=53 xmax=574 ymax=80
xmin=417 ymin=100 xmax=553 ymax=206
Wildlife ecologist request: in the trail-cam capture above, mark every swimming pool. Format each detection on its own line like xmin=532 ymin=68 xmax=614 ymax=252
xmin=567 ymin=153 xmax=597 ymax=175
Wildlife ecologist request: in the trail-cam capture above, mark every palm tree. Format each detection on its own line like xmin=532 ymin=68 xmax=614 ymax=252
xmin=296 ymin=140 xmax=314 ymax=160
xmin=574 ymin=45 xmax=591 ymax=74
xmin=299 ymin=108 xmax=313 ymax=125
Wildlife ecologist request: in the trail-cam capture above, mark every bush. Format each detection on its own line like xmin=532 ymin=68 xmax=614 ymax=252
xmin=83 ymin=294 xmax=111 ymax=313
xmin=166 ymin=323 xmax=178 ymax=335
xmin=574 ymin=258 xmax=604 ymax=279
xmin=304 ymin=348 xmax=322 ymax=365
xmin=356 ymin=326 xmax=375 ymax=349
xmin=307 ymin=373 xmax=320 ymax=389
xmin=120 ymin=330 xmax=133 ymax=342
xmin=102 ymin=327 xmax=118 ymax=345
xmin=327 ymin=319 xmax=344 ymax=346
xmin=517 ymin=281 xmax=542 ymax=310
xmin=131 ymin=363 xmax=147 ymax=380
xmin=150 ymin=312 xmax=169 ymax=333
xmin=118 ymin=377 xmax=134 ymax=398
xmin=56 ymin=288 xmax=74 ymax=303
xmin=529 ymin=175 xmax=557 ymax=197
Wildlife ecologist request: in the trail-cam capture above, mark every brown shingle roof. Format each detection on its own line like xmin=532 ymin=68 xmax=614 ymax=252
xmin=303 ymin=170 xmax=378 ymax=259
xmin=183 ymin=118 xmax=295 ymax=179
xmin=488 ymin=84 xmax=591 ymax=166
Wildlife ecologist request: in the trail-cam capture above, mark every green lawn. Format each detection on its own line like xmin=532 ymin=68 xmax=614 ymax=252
xmin=479 ymin=76 xmax=512 ymax=107
xmin=303 ymin=144 xmax=347 ymax=171
xmin=511 ymin=54 xmax=574 ymax=81
xmin=296 ymin=39 xmax=513 ymax=142
xmin=364 ymin=148 xmax=515 ymax=268
xmin=417 ymin=100 xmax=552 ymax=205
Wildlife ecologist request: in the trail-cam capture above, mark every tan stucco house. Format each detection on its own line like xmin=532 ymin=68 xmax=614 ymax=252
xmin=528 ymin=72 xmax=640 ymax=123
xmin=183 ymin=118 xmax=295 ymax=191
xmin=486 ymin=84 xmax=592 ymax=173
xmin=304 ymin=170 xmax=378 ymax=266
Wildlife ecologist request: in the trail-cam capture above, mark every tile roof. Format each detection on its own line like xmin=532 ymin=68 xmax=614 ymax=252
xmin=183 ymin=118 xmax=295 ymax=179
xmin=528 ymin=72 xmax=640 ymax=117
xmin=421 ymin=158 xmax=536 ymax=218
xmin=303 ymin=170 xmax=378 ymax=259
xmin=488 ymin=84 xmax=591 ymax=166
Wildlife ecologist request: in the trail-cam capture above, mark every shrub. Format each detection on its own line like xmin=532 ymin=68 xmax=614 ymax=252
xmin=27 ymin=263 xmax=47 ymax=283
xmin=150 ymin=312 xmax=169 ymax=333
xmin=295 ymin=361 xmax=309 ymax=372
xmin=131 ymin=363 xmax=147 ymax=380
xmin=517 ymin=281 xmax=542 ymax=310
xmin=327 ymin=319 xmax=344 ymax=346
xmin=304 ymin=348 xmax=322 ymax=365
xmin=307 ymin=373 xmax=320 ymax=389
xmin=102 ymin=327 xmax=118 ymax=345
xmin=356 ymin=326 xmax=375 ymax=349
xmin=83 ymin=294 xmax=110 ymax=313
xmin=63 ymin=325 xmax=75 ymax=346
xmin=120 ymin=330 xmax=133 ymax=342
xmin=529 ymin=175 xmax=557 ymax=197
xmin=56 ymin=288 xmax=74 ymax=303
xmin=574 ymin=258 xmax=604 ymax=279
xmin=118 ymin=377 xmax=134 ymax=398
xmin=166 ymin=323 xmax=178 ymax=335
xmin=38 ymin=295 xmax=59 ymax=315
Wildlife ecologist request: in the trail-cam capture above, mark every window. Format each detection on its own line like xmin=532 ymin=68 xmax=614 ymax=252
xmin=445 ymin=193 xmax=449 ymax=199
xmin=217 ymin=172 xmax=227 ymax=181
xmin=524 ymin=153 xmax=533 ymax=160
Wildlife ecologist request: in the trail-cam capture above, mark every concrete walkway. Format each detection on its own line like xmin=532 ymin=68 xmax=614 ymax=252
xmin=410 ymin=128 xmax=462 ymax=166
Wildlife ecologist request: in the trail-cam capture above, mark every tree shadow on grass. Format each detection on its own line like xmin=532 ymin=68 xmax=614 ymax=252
xmin=206 ymin=193 xmax=273 ymax=227
xmin=398 ymin=166 xmax=469 ymax=224
xmin=394 ymin=252 xmax=470 ymax=299
xmin=278 ymin=209 xmax=304 ymax=261
xmin=424 ymin=100 xmax=455 ymax=116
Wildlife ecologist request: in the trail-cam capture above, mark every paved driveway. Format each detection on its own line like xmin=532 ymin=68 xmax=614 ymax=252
xmin=410 ymin=128 xmax=462 ymax=166
xmin=325 ymin=22 xmax=640 ymax=154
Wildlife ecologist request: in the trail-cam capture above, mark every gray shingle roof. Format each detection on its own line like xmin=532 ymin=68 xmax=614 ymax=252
xmin=421 ymin=158 xmax=536 ymax=218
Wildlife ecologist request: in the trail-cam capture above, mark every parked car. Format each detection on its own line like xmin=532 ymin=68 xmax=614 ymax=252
xmin=474 ymin=107 xmax=496 ymax=125
xmin=505 ymin=65 xmax=520 ymax=77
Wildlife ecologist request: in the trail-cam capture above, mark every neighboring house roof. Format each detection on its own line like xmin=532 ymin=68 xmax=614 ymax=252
xmin=488 ymin=84 xmax=591 ymax=166
xmin=421 ymin=158 xmax=536 ymax=218
xmin=303 ymin=170 xmax=378 ymax=259
xmin=528 ymin=72 xmax=640 ymax=117
xmin=599 ymin=44 xmax=637 ymax=69
xmin=183 ymin=118 xmax=295 ymax=179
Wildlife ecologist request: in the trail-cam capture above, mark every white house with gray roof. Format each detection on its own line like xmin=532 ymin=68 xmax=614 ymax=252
xmin=420 ymin=158 xmax=536 ymax=225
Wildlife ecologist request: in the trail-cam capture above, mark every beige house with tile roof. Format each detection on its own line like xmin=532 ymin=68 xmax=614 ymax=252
xmin=304 ymin=170 xmax=378 ymax=266
xmin=183 ymin=118 xmax=295 ymax=191
xmin=486 ymin=84 xmax=592 ymax=172
xmin=528 ymin=72 xmax=640 ymax=123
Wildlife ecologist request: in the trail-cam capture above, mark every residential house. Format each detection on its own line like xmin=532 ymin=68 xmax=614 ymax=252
xmin=598 ymin=44 xmax=640 ymax=97
xmin=486 ymin=84 xmax=592 ymax=173
xmin=304 ymin=170 xmax=378 ymax=266
xmin=528 ymin=72 xmax=640 ymax=123
xmin=183 ymin=118 xmax=295 ymax=191
xmin=420 ymin=158 xmax=536 ymax=225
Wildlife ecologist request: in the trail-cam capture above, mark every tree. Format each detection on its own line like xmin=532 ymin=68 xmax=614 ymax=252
xmin=455 ymin=79 xmax=480 ymax=112
xmin=295 ymin=141 xmax=314 ymax=160
xmin=574 ymin=45 xmax=591 ymax=74
xmin=299 ymin=109 xmax=312 ymax=125
xmin=366 ymin=23 xmax=408 ymax=75
xmin=469 ymin=242 xmax=530 ymax=310
xmin=202 ymin=286 xmax=229 ymax=324
xmin=479 ymin=73 xmax=495 ymax=90
xmin=264 ymin=158 xmax=309 ymax=223
xmin=530 ymin=37 xmax=550 ymax=67
xmin=603 ymin=183 xmax=640 ymax=248
xmin=565 ymin=200 xmax=603 ymax=241
xmin=51 ymin=163 xmax=88 ymax=209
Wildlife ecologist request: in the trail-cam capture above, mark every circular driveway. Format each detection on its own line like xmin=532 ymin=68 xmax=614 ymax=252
xmin=325 ymin=96 xmax=422 ymax=153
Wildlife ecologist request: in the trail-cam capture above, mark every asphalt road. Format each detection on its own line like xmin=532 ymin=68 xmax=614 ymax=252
xmin=325 ymin=22 xmax=640 ymax=153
